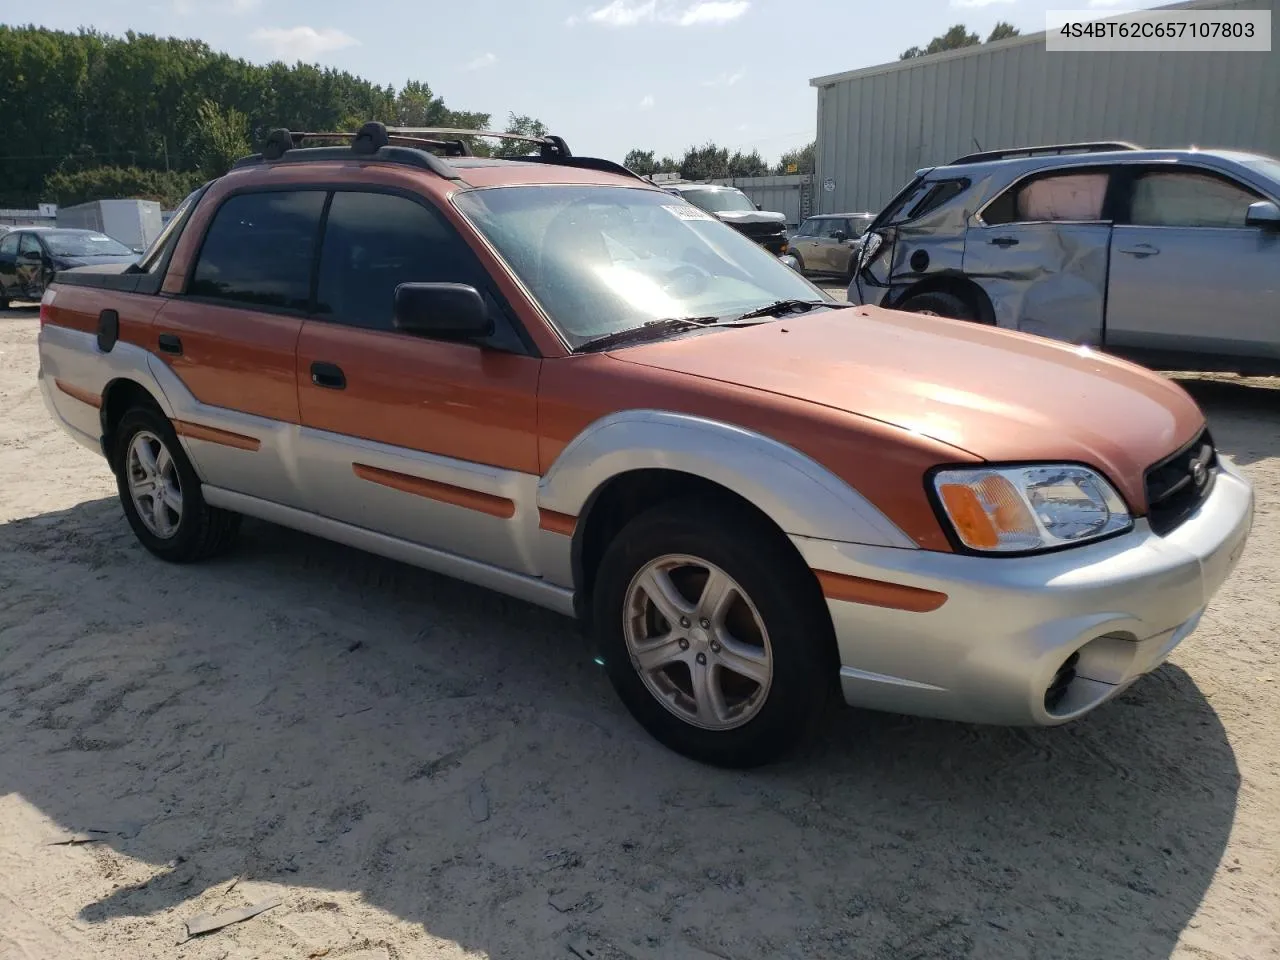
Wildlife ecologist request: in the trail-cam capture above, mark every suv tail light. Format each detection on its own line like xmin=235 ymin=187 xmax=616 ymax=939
xmin=39 ymin=287 xmax=56 ymax=325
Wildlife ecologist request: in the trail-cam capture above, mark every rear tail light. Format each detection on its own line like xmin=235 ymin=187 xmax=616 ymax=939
xmin=39 ymin=287 xmax=56 ymax=325
xmin=856 ymin=232 xmax=884 ymax=271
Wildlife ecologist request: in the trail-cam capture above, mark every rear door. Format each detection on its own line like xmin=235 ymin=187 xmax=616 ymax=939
xmin=791 ymin=217 xmax=825 ymax=269
xmin=812 ymin=218 xmax=850 ymax=273
xmin=152 ymin=189 xmax=326 ymax=506
xmin=17 ymin=233 xmax=46 ymax=298
xmin=294 ymin=189 xmax=542 ymax=575
xmin=963 ymin=166 xmax=1117 ymax=343
xmin=1105 ymin=165 xmax=1279 ymax=361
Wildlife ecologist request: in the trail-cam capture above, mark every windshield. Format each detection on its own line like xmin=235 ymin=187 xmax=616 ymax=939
xmin=453 ymin=185 xmax=829 ymax=349
xmin=677 ymin=188 xmax=757 ymax=214
xmin=44 ymin=233 xmax=134 ymax=257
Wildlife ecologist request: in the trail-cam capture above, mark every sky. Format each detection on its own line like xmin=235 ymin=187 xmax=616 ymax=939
xmin=18 ymin=0 xmax=1166 ymax=165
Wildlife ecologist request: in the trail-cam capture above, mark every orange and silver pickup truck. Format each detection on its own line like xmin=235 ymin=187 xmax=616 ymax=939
xmin=37 ymin=122 xmax=1254 ymax=768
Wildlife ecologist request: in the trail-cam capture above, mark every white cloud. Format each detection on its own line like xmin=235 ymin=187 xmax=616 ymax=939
xmin=466 ymin=51 xmax=497 ymax=70
xmin=676 ymin=1 xmax=749 ymax=25
xmin=249 ymin=26 xmax=360 ymax=61
xmin=702 ymin=68 xmax=745 ymax=87
xmin=639 ymin=94 xmax=655 ymax=109
xmin=950 ymin=0 xmax=1015 ymax=7
xmin=567 ymin=0 xmax=749 ymax=27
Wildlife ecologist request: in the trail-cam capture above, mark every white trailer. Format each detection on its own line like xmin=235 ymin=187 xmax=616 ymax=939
xmin=56 ymin=199 xmax=164 ymax=253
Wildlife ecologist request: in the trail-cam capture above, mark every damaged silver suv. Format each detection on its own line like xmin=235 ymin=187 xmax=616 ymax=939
xmin=848 ymin=141 xmax=1280 ymax=375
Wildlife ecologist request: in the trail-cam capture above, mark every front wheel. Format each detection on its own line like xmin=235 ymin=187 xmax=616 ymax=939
xmin=593 ymin=500 xmax=834 ymax=768
xmin=898 ymin=290 xmax=976 ymax=321
xmin=113 ymin=406 xmax=241 ymax=563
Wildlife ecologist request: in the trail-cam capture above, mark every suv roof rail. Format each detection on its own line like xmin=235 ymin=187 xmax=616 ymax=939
xmin=233 ymin=121 xmax=643 ymax=182
xmin=948 ymin=141 xmax=1143 ymax=165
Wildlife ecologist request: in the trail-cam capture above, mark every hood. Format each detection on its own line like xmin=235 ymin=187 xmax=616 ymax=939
xmin=714 ymin=209 xmax=787 ymax=226
xmin=610 ymin=305 xmax=1205 ymax=512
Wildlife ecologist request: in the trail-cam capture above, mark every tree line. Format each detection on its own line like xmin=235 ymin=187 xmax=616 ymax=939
xmin=0 ymin=25 xmax=546 ymax=208
xmin=623 ymin=141 xmax=815 ymax=181
xmin=900 ymin=21 xmax=1020 ymax=60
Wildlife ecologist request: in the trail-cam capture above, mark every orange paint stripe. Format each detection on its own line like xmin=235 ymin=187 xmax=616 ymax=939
xmin=538 ymin=509 xmax=577 ymax=537
xmin=172 ymin=420 xmax=261 ymax=452
xmin=54 ymin=379 xmax=102 ymax=409
xmin=352 ymin=463 xmax=516 ymax=520
xmin=814 ymin=569 xmax=947 ymax=613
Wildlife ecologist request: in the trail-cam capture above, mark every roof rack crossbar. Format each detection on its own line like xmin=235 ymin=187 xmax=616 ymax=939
xmin=949 ymin=141 xmax=1142 ymax=165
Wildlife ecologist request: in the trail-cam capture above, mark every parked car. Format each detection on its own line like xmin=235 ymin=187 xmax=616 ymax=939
xmin=661 ymin=182 xmax=790 ymax=257
xmin=789 ymin=213 xmax=876 ymax=279
xmin=849 ymin=140 xmax=1280 ymax=375
xmin=0 ymin=227 xmax=139 ymax=306
xmin=38 ymin=122 xmax=1253 ymax=768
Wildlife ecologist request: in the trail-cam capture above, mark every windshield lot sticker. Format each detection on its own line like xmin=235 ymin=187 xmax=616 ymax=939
xmin=662 ymin=204 xmax=715 ymax=222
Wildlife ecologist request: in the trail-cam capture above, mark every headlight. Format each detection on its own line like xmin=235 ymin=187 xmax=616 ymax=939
xmin=932 ymin=464 xmax=1132 ymax=553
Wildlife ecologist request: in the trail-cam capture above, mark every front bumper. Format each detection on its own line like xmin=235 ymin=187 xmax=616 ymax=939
xmin=790 ymin=461 xmax=1254 ymax=726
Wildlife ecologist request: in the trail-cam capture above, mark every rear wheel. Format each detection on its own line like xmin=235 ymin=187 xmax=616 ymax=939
xmin=593 ymin=499 xmax=833 ymax=768
xmin=898 ymin=290 xmax=976 ymax=321
xmin=113 ymin=406 xmax=241 ymax=563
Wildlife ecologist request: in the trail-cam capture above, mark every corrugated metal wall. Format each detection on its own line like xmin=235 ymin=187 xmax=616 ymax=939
xmin=812 ymin=0 xmax=1279 ymax=214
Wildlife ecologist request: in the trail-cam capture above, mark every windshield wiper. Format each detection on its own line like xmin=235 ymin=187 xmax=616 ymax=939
xmin=575 ymin=316 xmax=719 ymax=353
xmin=730 ymin=299 xmax=832 ymax=322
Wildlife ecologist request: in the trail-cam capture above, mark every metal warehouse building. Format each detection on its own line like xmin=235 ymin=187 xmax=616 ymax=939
xmin=810 ymin=0 xmax=1279 ymax=215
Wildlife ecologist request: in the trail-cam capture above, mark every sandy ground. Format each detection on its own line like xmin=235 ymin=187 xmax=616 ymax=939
xmin=1 ymin=300 xmax=1278 ymax=960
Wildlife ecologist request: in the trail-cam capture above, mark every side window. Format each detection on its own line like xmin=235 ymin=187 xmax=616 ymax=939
xmin=1128 ymin=170 xmax=1262 ymax=228
xmin=315 ymin=191 xmax=488 ymax=331
xmin=984 ymin=171 xmax=1109 ymax=225
xmin=0 ymin=234 xmax=18 ymax=256
xmin=137 ymin=184 xmax=207 ymax=275
xmin=823 ymin=219 xmax=849 ymax=238
xmin=19 ymin=234 xmax=43 ymax=256
xmin=905 ymin=179 xmax=968 ymax=221
xmin=188 ymin=191 xmax=326 ymax=310
xmin=797 ymin=218 xmax=821 ymax=236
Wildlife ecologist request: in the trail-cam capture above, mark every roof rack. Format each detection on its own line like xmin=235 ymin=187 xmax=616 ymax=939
xmin=232 ymin=121 xmax=642 ymax=182
xmin=949 ymin=141 xmax=1142 ymax=165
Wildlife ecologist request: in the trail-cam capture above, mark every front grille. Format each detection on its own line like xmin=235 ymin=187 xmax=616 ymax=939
xmin=729 ymin=221 xmax=786 ymax=240
xmin=1144 ymin=428 xmax=1217 ymax=536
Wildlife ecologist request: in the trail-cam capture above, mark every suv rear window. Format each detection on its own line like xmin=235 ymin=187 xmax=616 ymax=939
xmin=188 ymin=191 xmax=326 ymax=310
xmin=880 ymin=178 xmax=969 ymax=225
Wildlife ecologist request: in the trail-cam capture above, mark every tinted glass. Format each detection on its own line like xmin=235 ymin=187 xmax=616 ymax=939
xmin=797 ymin=218 xmax=822 ymax=236
xmin=1129 ymin=171 xmax=1261 ymax=228
xmin=821 ymin=219 xmax=849 ymax=238
xmin=315 ymin=191 xmax=487 ymax=330
xmin=985 ymin=171 xmax=1109 ymax=225
xmin=453 ymin=185 xmax=829 ymax=349
xmin=0 ymin=234 xmax=17 ymax=255
xmin=138 ymin=185 xmax=206 ymax=274
xmin=907 ymin=179 xmax=968 ymax=220
xmin=19 ymin=234 xmax=42 ymax=256
xmin=189 ymin=191 xmax=325 ymax=310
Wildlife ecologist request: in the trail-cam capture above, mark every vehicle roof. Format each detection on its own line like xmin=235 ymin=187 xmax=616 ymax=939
xmin=7 ymin=226 xmax=104 ymax=234
xmin=938 ymin=146 xmax=1277 ymax=176
xmin=808 ymin=211 xmax=876 ymax=218
xmin=666 ymin=183 xmax=743 ymax=191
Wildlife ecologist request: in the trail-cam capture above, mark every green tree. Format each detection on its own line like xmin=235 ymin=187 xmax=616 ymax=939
xmin=492 ymin=113 xmax=549 ymax=158
xmin=900 ymin=24 xmax=981 ymax=59
xmin=987 ymin=21 xmax=1020 ymax=42
xmin=42 ymin=166 xmax=205 ymax=207
xmin=624 ymin=148 xmax=658 ymax=175
xmin=187 ymin=99 xmax=251 ymax=177
xmin=680 ymin=142 xmax=730 ymax=181
xmin=774 ymin=141 xmax=815 ymax=176
xmin=727 ymin=149 xmax=768 ymax=178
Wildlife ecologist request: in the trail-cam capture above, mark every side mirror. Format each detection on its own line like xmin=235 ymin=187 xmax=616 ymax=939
xmin=18 ymin=250 xmax=42 ymax=263
xmin=393 ymin=282 xmax=493 ymax=340
xmin=1245 ymin=200 xmax=1280 ymax=229
xmin=755 ymin=203 xmax=762 ymax=211
xmin=832 ymin=231 xmax=848 ymax=243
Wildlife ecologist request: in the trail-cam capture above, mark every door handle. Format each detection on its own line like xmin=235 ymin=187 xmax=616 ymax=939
xmin=310 ymin=361 xmax=346 ymax=390
xmin=989 ymin=237 xmax=1019 ymax=248
xmin=157 ymin=333 xmax=183 ymax=355
xmin=1119 ymin=243 xmax=1160 ymax=258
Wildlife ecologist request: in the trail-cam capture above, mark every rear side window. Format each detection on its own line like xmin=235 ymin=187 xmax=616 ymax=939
xmin=188 ymin=191 xmax=326 ymax=310
xmin=1127 ymin=170 xmax=1261 ymax=228
xmin=797 ymin=218 xmax=822 ymax=236
xmin=314 ymin=191 xmax=488 ymax=331
xmin=19 ymin=234 xmax=42 ymax=256
xmin=137 ymin=184 xmax=207 ymax=275
xmin=905 ymin=179 xmax=968 ymax=220
xmin=984 ymin=171 xmax=1109 ymax=225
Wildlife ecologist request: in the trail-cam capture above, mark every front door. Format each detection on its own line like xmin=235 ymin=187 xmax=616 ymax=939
xmin=154 ymin=188 xmax=327 ymax=505
xmin=1105 ymin=165 xmax=1280 ymax=362
xmin=293 ymin=189 xmax=542 ymax=575
xmin=963 ymin=167 xmax=1115 ymax=343
xmin=0 ymin=233 xmax=19 ymax=299
xmin=17 ymin=233 xmax=47 ymax=298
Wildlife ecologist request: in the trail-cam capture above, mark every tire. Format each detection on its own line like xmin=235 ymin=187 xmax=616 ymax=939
xmin=593 ymin=498 xmax=834 ymax=768
xmin=113 ymin=406 xmax=241 ymax=563
xmin=790 ymin=251 xmax=806 ymax=274
xmin=898 ymin=290 xmax=976 ymax=321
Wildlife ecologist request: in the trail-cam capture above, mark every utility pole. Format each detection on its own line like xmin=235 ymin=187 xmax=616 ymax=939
xmin=163 ymin=137 xmax=170 ymax=172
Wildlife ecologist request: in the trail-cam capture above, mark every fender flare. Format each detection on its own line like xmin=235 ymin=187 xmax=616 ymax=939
xmin=537 ymin=409 xmax=918 ymax=550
